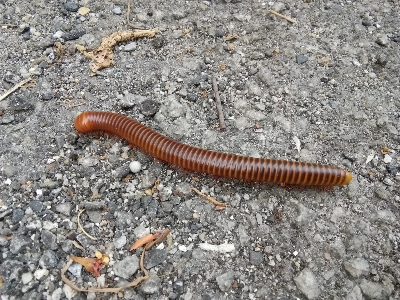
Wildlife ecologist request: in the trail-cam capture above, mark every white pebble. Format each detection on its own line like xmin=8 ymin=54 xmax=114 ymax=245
xmin=383 ymin=154 xmax=392 ymax=163
xmin=178 ymin=245 xmax=187 ymax=252
xmin=34 ymin=269 xmax=49 ymax=280
xmin=129 ymin=161 xmax=142 ymax=173
xmin=21 ymin=272 xmax=33 ymax=284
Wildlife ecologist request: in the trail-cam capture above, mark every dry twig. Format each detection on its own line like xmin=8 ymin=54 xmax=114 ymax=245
xmin=211 ymin=74 xmax=227 ymax=131
xmin=145 ymin=229 xmax=171 ymax=250
xmin=191 ymin=187 xmax=227 ymax=207
xmin=77 ymin=209 xmax=97 ymax=240
xmin=268 ymin=9 xmax=296 ymax=23
xmin=0 ymin=77 xmax=32 ymax=102
xmin=0 ymin=23 xmax=18 ymax=27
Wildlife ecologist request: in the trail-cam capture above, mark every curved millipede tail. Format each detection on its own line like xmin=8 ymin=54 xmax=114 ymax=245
xmin=74 ymin=111 xmax=353 ymax=187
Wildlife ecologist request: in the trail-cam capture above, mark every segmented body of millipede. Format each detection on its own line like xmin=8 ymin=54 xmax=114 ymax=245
xmin=74 ymin=111 xmax=352 ymax=187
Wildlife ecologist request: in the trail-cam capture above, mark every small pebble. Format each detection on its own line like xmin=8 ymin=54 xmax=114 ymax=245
xmin=376 ymin=34 xmax=390 ymax=47
xmin=386 ymin=166 xmax=398 ymax=175
xmin=78 ymin=7 xmax=90 ymax=15
xmin=362 ymin=19 xmax=372 ymax=27
xmin=41 ymin=91 xmax=55 ymax=101
xmin=296 ymin=55 xmax=308 ymax=64
xmin=383 ymin=154 xmax=392 ymax=163
xmin=112 ymin=7 xmax=122 ymax=15
xmin=21 ymin=272 xmax=33 ymax=284
xmin=129 ymin=161 xmax=142 ymax=173
xmin=383 ymin=178 xmax=394 ymax=186
xmin=123 ymin=42 xmax=137 ymax=51
xmin=64 ymin=2 xmax=79 ymax=12
xmin=53 ymin=31 xmax=64 ymax=39
xmin=139 ymin=99 xmax=160 ymax=116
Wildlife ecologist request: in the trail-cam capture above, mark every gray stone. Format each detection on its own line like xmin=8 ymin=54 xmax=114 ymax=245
xmin=64 ymin=2 xmax=79 ymax=12
xmin=113 ymin=256 xmax=139 ymax=279
xmin=64 ymin=30 xmax=86 ymax=41
xmin=359 ymin=278 xmax=394 ymax=299
xmin=10 ymin=235 xmax=32 ymax=254
xmin=39 ymin=250 xmax=58 ymax=268
xmin=346 ymin=285 xmax=363 ymax=300
xmin=145 ymin=249 xmax=167 ymax=269
xmin=376 ymin=34 xmax=390 ymax=47
xmin=249 ymin=251 xmax=263 ymax=265
xmin=140 ymin=276 xmax=161 ymax=294
xmin=86 ymin=210 xmax=102 ymax=223
xmin=114 ymin=235 xmax=127 ymax=249
xmin=67 ymin=263 xmax=82 ymax=277
xmin=0 ymin=260 xmax=25 ymax=294
xmin=76 ymin=233 xmax=97 ymax=247
xmin=347 ymin=179 xmax=359 ymax=198
xmin=271 ymin=2 xmax=286 ymax=13
xmin=216 ymin=271 xmax=234 ymax=292
xmin=247 ymin=81 xmax=262 ymax=96
xmin=375 ymin=187 xmax=390 ymax=200
xmin=362 ymin=19 xmax=372 ymax=27
xmin=344 ymin=258 xmax=369 ymax=277
xmin=41 ymin=230 xmax=58 ymax=250
xmin=139 ymin=99 xmax=160 ymax=116
xmin=238 ymin=224 xmax=250 ymax=245
xmin=296 ymin=55 xmax=308 ymax=64
xmin=330 ymin=207 xmax=346 ymax=223
xmin=294 ymin=268 xmax=321 ymax=299
xmin=12 ymin=208 xmax=24 ymax=223
xmin=0 ymin=235 xmax=8 ymax=246
xmin=61 ymin=240 xmax=73 ymax=253
xmin=55 ymin=202 xmax=71 ymax=216
xmin=296 ymin=203 xmax=316 ymax=226
xmin=373 ymin=210 xmax=396 ymax=225
xmin=114 ymin=163 xmax=130 ymax=180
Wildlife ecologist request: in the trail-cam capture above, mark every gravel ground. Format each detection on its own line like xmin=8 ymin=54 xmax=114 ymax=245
xmin=1 ymin=0 xmax=399 ymax=299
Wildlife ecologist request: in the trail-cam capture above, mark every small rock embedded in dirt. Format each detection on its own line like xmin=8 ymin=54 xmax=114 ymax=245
xmin=376 ymin=34 xmax=390 ymax=47
xmin=145 ymin=249 xmax=167 ymax=269
xmin=139 ymin=99 xmax=160 ymax=116
xmin=344 ymin=258 xmax=370 ymax=277
xmin=294 ymin=268 xmax=321 ymax=299
xmin=64 ymin=30 xmax=86 ymax=41
xmin=140 ymin=277 xmax=162 ymax=294
xmin=216 ymin=271 xmax=235 ymax=292
xmin=64 ymin=2 xmax=79 ymax=12
xmin=114 ymin=235 xmax=127 ymax=249
xmin=249 ymin=251 xmax=263 ymax=265
xmin=113 ymin=256 xmax=139 ymax=279
xmin=296 ymin=54 xmax=308 ymax=64
xmin=112 ymin=7 xmax=122 ymax=15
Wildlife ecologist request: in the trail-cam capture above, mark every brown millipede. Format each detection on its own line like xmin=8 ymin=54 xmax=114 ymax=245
xmin=74 ymin=111 xmax=352 ymax=186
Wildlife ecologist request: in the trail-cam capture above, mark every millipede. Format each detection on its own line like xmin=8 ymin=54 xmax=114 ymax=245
xmin=74 ymin=111 xmax=352 ymax=187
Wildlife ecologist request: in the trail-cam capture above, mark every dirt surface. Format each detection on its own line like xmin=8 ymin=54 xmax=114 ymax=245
xmin=1 ymin=0 xmax=400 ymax=299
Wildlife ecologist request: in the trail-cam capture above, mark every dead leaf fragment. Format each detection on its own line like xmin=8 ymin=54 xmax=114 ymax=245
xmin=70 ymin=256 xmax=102 ymax=277
xmin=225 ymin=33 xmax=239 ymax=41
xmin=130 ymin=233 xmax=157 ymax=251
